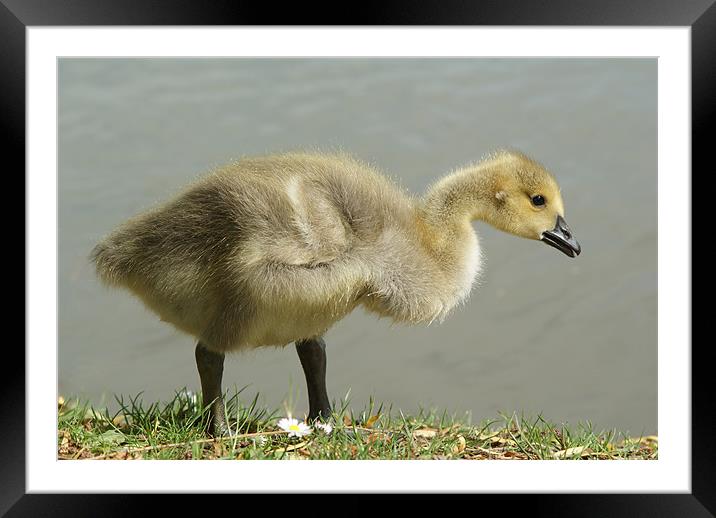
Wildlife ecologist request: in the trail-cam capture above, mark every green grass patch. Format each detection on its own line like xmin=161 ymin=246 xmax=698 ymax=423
xmin=57 ymin=389 xmax=657 ymax=460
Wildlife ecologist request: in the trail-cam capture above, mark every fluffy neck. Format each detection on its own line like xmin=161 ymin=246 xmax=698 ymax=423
xmin=397 ymin=161 xmax=503 ymax=320
xmin=419 ymin=160 xmax=502 ymax=233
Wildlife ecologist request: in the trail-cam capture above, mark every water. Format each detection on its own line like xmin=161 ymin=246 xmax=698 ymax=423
xmin=58 ymin=58 xmax=657 ymax=434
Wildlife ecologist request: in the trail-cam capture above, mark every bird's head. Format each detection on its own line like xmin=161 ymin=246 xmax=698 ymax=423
xmin=483 ymin=151 xmax=581 ymax=258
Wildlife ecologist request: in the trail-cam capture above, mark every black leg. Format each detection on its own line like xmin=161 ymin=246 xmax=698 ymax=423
xmin=295 ymin=337 xmax=332 ymax=421
xmin=195 ymin=342 xmax=229 ymax=436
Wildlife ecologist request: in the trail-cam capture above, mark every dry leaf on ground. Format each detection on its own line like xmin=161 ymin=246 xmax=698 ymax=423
xmin=273 ymin=440 xmax=311 ymax=455
xmin=451 ymin=435 xmax=466 ymax=454
xmin=364 ymin=415 xmax=380 ymax=429
xmin=638 ymin=435 xmax=658 ymax=444
xmin=553 ymin=446 xmax=590 ymax=459
xmin=413 ymin=428 xmax=438 ymax=439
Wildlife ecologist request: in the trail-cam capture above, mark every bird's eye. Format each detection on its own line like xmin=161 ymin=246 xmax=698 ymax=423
xmin=531 ymin=195 xmax=546 ymax=206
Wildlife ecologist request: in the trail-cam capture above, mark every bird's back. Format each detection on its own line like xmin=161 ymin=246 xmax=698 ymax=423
xmin=92 ymin=151 xmax=418 ymax=349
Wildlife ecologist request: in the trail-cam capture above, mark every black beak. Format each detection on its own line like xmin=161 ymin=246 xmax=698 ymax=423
xmin=541 ymin=215 xmax=581 ymax=258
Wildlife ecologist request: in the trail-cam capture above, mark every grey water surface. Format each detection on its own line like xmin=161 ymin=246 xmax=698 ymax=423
xmin=59 ymin=58 xmax=657 ymax=434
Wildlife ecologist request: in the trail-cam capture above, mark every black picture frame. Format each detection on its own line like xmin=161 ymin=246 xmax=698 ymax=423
xmin=7 ymin=0 xmax=709 ymax=514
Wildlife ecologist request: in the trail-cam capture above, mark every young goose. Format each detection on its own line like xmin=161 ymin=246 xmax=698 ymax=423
xmin=92 ymin=150 xmax=580 ymax=435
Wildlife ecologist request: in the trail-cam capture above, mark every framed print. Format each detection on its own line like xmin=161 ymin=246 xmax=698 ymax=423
xmin=9 ymin=0 xmax=710 ymax=514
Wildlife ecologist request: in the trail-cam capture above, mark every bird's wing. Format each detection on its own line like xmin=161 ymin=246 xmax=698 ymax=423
xmin=243 ymin=177 xmax=353 ymax=269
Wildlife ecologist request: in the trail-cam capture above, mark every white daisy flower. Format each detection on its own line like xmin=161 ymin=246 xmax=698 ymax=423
xmin=314 ymin=422 xmax=333 ymax=435
xmin=277 ymin=417 xmax=312 ymax=438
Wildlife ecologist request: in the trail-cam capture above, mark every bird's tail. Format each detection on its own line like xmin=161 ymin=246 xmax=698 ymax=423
xmin=90 ymin=238 xmax=129 ymax=287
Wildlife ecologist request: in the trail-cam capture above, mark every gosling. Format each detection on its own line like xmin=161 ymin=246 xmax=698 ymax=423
xmin=91 ymin=150 xmax=581 ymax=435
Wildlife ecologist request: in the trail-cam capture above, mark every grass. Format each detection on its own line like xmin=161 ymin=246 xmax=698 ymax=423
xmin=57 ymin=388 xmax=658 ymax=460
